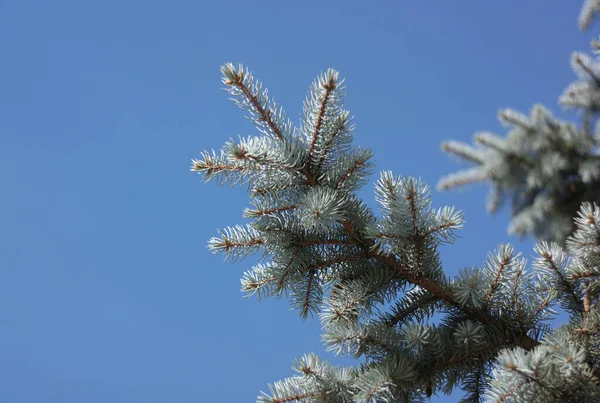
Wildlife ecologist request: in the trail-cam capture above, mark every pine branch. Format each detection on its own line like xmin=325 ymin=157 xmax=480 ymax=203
xmin=337 ymin=157 xmax=367 ymax=189
xmin=208 ymin=225 xmax=265 ymax=260
xmin=382 ymin=292 xmax=439 ymax=328
xmin=222 ymin=64 xmax=286 ymax=141
xmin=302 ymin=270 xmax=317 ymax=318
xmin=441 ymin=140 xmax=486 ymax=165
xmin=538 ymin=246 xmax=584 ymax=313
xmin=487 ymin=254 xmax=511 ymax=302
xmin=242 ymin=274 xmax=278 ymax=296
xmin=308 ymin=74 xmax=337 ymax=168
xmin=245 ymin=205 xmax=298 ymax=218
xmin=191 ymin=152 xmax=249 ymax=185
xmin=196 ymin=59 xmax=600 ymax=401
xmin=580 ymin=0 xmax=600 ymax=30
xmin=317 ymin=113 xmax=351 ymax=170
xmin=421 ymin=221 xmax=462 ymax=239
xmin=504 ymin=363 xmax=565 ymax=401
xmin=437 ymin=168 xmax=488 ymax=191
xmin=277 ymin=253 xmax=300 ymax=293
xmin=369 ymin=251 xmax=541 ymax=350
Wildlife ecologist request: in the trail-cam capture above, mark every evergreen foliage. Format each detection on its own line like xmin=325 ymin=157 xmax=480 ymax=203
xmin=439 ymin=2 xmax=600 ymax=245
xmin=191 ymin=3 xmax=600 ymax=402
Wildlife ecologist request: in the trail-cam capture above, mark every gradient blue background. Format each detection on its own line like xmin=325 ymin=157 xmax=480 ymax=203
xmin=1 ymin=1 xmax=595 ymax=401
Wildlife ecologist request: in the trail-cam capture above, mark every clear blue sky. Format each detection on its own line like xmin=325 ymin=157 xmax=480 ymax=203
xmin=1 ymin=1 xmax=595 ymax=402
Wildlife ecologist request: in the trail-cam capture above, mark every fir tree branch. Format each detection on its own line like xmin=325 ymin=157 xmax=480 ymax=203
xmin=421 ymin=222 xmax=461 ymax=239
xmin=487 ymin=254 xmax=511 ymax=302
xmin=191 ymin=158 xmax=247 ymax=175
xmin=335 ymin=195 xmax=542 ymax=351
xmin=382 ymin=293 xmax=439 ymax=328
xmin=574 ymin=53 xmax=600 ymax=86
xmin=406 ymin=180 xmax=426 ymax=277
xmin=511 ymin=264 xmax=524 ymax=306
xmin=229 ymin=142 xmax=301 ymax=171
xmin=224 ymin=69 xmax=285 ymax=141
xmin=360 ymin=376 xmax=392 ymax=402
xmin=213 ymin=237 xmax=264 ymax=252
xmin=334 ymin=330 xmax=400 ymax=354
xmin=242 ymin=275 xmax=278 ymax=294
xmin=441 ymin=140 xmax=486 ymax=164
xmin=277 ymin=255 xmax=299 ymax=292
xmin=539 ymin=248 xmax=584 ymax=313
xmin=302 ymin=270 xmax=316 ymax=317
xmin=534 ymin=298 xmax=552 ymax=318
xmin=369 ymin=252 xmax=541 ymax=350
xmin=407 ymin=180 xmax=419 ymax=235
xmin=308 ymin=75 xmax=337 ymax=169
xmin=437 ymin=168 xmax=487 ymax=190
xmin=316 ymin=117 xmax=347 ymax=170
xmin=246 ymin=205 xmax=298 ymax=217
xmin=337 ymin=158 xmax=366 ymax=189
xmin=196 ymin=60 xmax=600 ymax=400
xmin=505 ymin=363 xmax=567 ymax=401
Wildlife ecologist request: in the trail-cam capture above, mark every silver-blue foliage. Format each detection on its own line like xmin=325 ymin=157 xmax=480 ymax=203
xmin=192 ymin=3 xmax=600 ymax=401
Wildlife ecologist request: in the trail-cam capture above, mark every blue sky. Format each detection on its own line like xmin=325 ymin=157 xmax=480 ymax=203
xmin=1 ymin=1 xmax=595 ymax=402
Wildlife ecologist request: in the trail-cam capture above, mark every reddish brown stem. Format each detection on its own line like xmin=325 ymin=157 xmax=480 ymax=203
xmin=228 ymin=74 xmax=285 ymax=141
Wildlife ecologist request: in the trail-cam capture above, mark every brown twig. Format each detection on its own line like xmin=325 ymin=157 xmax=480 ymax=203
xmin=226 ymin=71 xmax=285 ymax=141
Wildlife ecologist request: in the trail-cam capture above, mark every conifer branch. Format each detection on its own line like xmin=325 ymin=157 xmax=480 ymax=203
xmin=369 ymin=251 xmax=541 ymax=350
xmin=317 ymin=117 xmax=347 ymax=170
xmin=196 ymin=42 xmax=600 ymax=399
xmin=308 ymin=75 xmax=336 ymax=168
xmin=504 ymin=364 xmax=566 ymax=401
xmin=302 ymin=270 xmax=316 ymax=317
xmin=441 ymin=140 xmax=486 ymax=164
xmin=574 ymin=53 xmax=600 ymax=86
xmin=191 ymin=158 xmax=247 ymax=176
xmin=242 ymin=275 xmax=278 ymax=294
xmin=383 ymin=293 xmax=438 ymax=328
xmin=245 ymin=205 xmax=298 ymax=218
xmin=214 ymin=237 xmax=264 ymax=252
xmin=277 ymin=253 xmax=300 ymax=292
xmin=223 ymin=66 xmax=285 ymax=141
xmin=337 ymin=158 xmax=366 ymax=189
xmin=437 ymin=169 xmax=487 ymax=190
xmin=421 ymin=222 xmax=461 ymax=239
xmin=487 ymin=255 xmax=511 ymax=302
xmin=538 ymin=248 xmax=584 ymax=313
xmin=534 ymin=298 xmax=552 ymax=318
xmin=360 ymin=377 xmax=392 ymax=402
